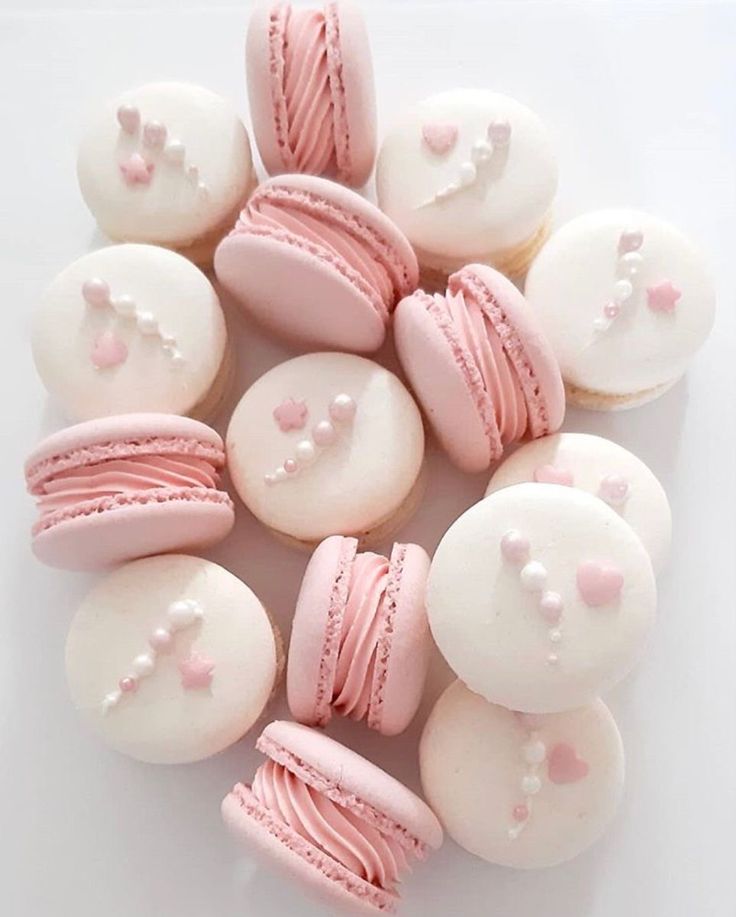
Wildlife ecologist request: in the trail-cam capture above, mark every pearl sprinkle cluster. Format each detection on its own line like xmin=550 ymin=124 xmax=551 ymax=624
xmin=508 ymin=714 xmax=547 ymax=840
xmin=82 ymin=278 xmax=184 ymax=367
xmin=116 ymin=104 xmax=208 ymax=195
xmin=592 ymin=229 xmax=644 ymax=332
xmin=427 ymin=120 xmax=511 ymax=204
xmin=101 ymin=599 xmax=204 ymax=714
xmin=501 ymin=530 xmax=563 ymax=665
xmin=264 ymin=394 xmax=357 ymax=486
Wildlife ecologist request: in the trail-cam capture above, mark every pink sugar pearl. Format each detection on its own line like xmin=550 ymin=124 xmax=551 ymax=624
xmin=329 ymin=394 xmax=356 ymax=423
xmin=501 ymin=530 xmax=530 ymax=563
xmin=313 ymin=420 xmax=336 ymax=446
xmin=149 ymin=628 xmax=173 ymax=653
xmin=513 ymin=804 xmax=529 ymax=822
xmin=119 ymin=677 xmax=137 ymax=693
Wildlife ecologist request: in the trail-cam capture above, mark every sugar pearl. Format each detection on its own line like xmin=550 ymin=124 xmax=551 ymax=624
xmin=143 ymin=121 xmax=167 ymax=149
xmin=284 ymin=459 xmax=298 ymax=474
xmin=472 ymin=139 xmax=493 ymax=162
xmin=521 ymin=775 xmax=541 ymax=796
xmin=167 ymin=599 xmax=202 ymax=630
xmin=620 ymin=251 xmax=643 ymax=276
xmin=131 ymin=653 xmax=155 ymax=677
xmin=458 ymin=161 xmax=477 ymax=186
xmin=522 ymin=740 xmax=547 ymax=765
xmin=101 ymin=690 xmax=121 ymax=713
xmin=149 ymin=627 xmax=173 ymax=652
xmin=539 ymin=591 xmax=563 ymax=623
xmin=520 ymin=561 xmax=547 ymax=592
xmin=113 ymin=294 xmax=137 ymax=317
xmin=329 ymin=394 xmax=357 ymax=423
xmin=296 ymin=440 xmax=316 ymax=464
xmin=513 ymin=804 xmax=529 ymax=822
xmin=82 ymin=278 xmax=110 ymax=307
xmin=593 ymin=317 xmax=610 ymax=332
xmin=274 ymin=467 xmax=288 ymax=482
xmin=164 ymin=140 xmax=186 ymax=163
xmin=501 ymin=529 xmax=530 ymax=563
xmin=549 ymin=628 xmax=562 ymax=643
xmin=613 ymin=279 xmax=633 ymax=304
xmin=119 ymin=676 xmax=137 ymax=694
xmin=312 ymin=421 xmax=336 ymax=446
xmin=264 ymin=473 xmax=276 ymax=486
xmin=136 ymin=311 xmax=158 ymax=335
xmin=604 ymin=302 xmax=620 ymax=320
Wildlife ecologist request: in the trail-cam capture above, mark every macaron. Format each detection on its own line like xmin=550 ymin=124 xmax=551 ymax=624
xmin=65 ymin=555 xmax=280 ymax=764
xmin=214 ymin=174 xmax=418 ymax=352
xmin=420 ymin=681 xmax=624 ymax=869
xmin=246 ymin=1 xmax=376 ymax=187
xmin=77 ymin=82 xmax=256 ymax=264
xmin=377 ymin=89 xmax=558 ymax=283
xmin=25 ymin=414 xmax=234 ymax=571
xmin=32 ymin=244 xmax=229 ymax=422
xmin=394 ymin=264 xmax=565 ymax=473
xmin=287 ymin=536 xmax=431 ymax=736
xmin=226 ymin=353 xmax=425 ymax=548
xmin=525 ymin=209 xmax=716 ymax=409
xmin=427 ymin=483 xmax=657 ymax=713
xmin=222 ymin=720 xmax=443 ymax=914
xmin=486 ymin=433 xmax=672 ymax=572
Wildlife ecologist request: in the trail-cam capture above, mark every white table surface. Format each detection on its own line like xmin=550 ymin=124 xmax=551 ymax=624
xmin=2 ymin=1 xmax=735 ymax=915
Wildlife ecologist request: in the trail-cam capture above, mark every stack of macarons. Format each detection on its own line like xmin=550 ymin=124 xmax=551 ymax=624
xmin=23 ymin=0 xmax=713 ymax=912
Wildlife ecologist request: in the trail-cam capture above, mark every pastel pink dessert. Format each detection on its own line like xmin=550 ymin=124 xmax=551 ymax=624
xmin=287 ymin=536 xmax=431 ymax=736
xmin=214 ymin=174 xmax=418 ymax=352
xmin=222 ymin=720 xmax=443 ymax=913
xmin=246 ymin=1 xmax=377 ymax=187
xmin=25 ymin=414 xmax=234 ymax=571
xmin=394 ymin=264 xmax=565 ymax=472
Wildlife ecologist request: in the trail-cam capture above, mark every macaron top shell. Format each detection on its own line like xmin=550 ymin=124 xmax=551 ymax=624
xmin=427 ymin=483 xmax=657 ymax=713
xmin=77 ymin=82 xmax=254 ymax=246
xmin=420 ymin=681 xmax=624 ymax=868
xmin=32 ymin=244 xmax=226 ymax=421
xmin=246 ymin=2 xmax=377 ymax=186
xmin=487 ymin=433 xmax=672 ymax=572
xmin=377 ymin=89 xmax=557 ymax=261
xmin=226 ymin=353 xmax=424 ymax=542
xmin=525 ymin=209 xmax=716 ymax=397
xmin=65 ymin=555 xmax=278 ymax=764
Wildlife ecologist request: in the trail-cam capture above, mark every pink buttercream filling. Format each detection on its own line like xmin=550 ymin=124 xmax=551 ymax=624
xmin=251 ymin=759 xmax=410 ymax=892
xmin=332 ymin=553 xmax=389 ymax=722
xmin=441 ymin=290 xmax=529 ymax=445
xmin=35 ymin=455 xmax=220 ymax=519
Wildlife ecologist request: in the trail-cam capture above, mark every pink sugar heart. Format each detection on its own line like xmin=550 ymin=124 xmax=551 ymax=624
xmin=91 ymin=331 xmax=128 ymax=369
xmin=421 ymin=122 xmax=458 ymax=156
xmin=534 ymin=464 xmax=574 ymax=487
xmin=547 ymin=742 xmax=589 ymax=784
xmin=576 ymin=560 xmax=624 ymax=607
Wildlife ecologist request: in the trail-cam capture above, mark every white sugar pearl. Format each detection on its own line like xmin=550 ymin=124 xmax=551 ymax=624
xmin=613 ymin=279 xmax=633 ymax=304
xmin=170 ymin=351 xmax=186 ymax=368
xmin=274 ymin=467 xmax=288 ymax=482
xmin=264 ymin=473 xmax=276 ymax=486
xmin=521 ymin=775 xmax=542 ymax=796
xmin=136 ymin=311 xmax=158 ymax=335
xmin=197 ymin=181 xmax=208 ymax=195
xmin=160 ymin=332 xmax=176 ymax=347
xmin=549 ymin=628 xmax=562 ymax=643
xmin=547 ymin=653 xmax=559 ymax=665
xmin=296 ymin=440 xmax=316 ymax=464
xmin=164 ymin=140 xmax=186 ymax=163
xmin=167 ymin=599 xmax=201 ymax=630
xmin=522 ymin=740 xmax=547 ymax=765
xmin=471 ymin=139 xmax=493 ymax=162
xmin=520 ymin=561 xmax=547 ymax=592
xmin=131 ymin=653 xmax=155 ymax=677
xmin=458 ymin=161 xmax=477 ymax=186
xmin=592 ymin=317 xmax=610 ymax=332
xmin=620 ymin=251 xmax=643 ymax=276
xmin=113 ymin=295 xmax=136 ymax=317
xmin=101 ymin=691 xmax=121 ymax=714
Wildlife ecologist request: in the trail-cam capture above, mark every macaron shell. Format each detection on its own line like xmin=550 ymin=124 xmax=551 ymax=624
xmin=287 ymin=535 xmax=359 ymax=726
xmin=32 ymin=494 xmax=234 ymax=571
xmin=245 ymin=3 xmax=285 ymax=177
xmin=260 ymin=720 xmax=443 ymax=850
xmin=372 ymin=543 xmax=432 ymax=736
xmin=394 ymin=292 xmax=492 ymax=473
xmin=222 ymin=786 xmax=393 ymax=915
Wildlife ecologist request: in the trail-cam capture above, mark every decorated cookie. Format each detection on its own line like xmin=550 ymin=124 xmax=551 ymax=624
xmin=77 ymin=82 xmax=256 ymax=263
xmin=394 ymin=263 xmax=565 ymax=472
xmin=246 ymin=1 xmax=376 ymax=187
xmin=287 ymin=536 xmax=432 ymax=735
xmin=377 ymin=90 xmax=557 ymax=282
xmin=427 ymin=483 xmax=657 ymax=712
xmin=214 ymin=174 xmax=418 ymax=352
xmin=486 ymin=433 xmax=672 ymax=572
xmin=24 ymin=414 xmax=234 ymax=571
xmin=420 ymin=681 xmax=624 ymax=868
xmin=525 ymin=209 xmax=716 ymax=409
xmin=32 ymin=245 xmax=228 ymax=422
xmin=223 ymin=720 xmax=443 ymax=913
xmin=226 ymin=353 xmax=425 ymax=547
xmin=65 ymin=555 xmax=280 ymax=764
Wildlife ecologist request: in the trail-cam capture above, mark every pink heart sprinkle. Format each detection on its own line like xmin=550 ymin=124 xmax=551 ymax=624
xmin=576 ymin=560 xmax=624 ymax=607
xmin=534 ymin=464 xmax=574 ymax=487
xmin=422 ymin=123 xmax=458 ymax=156
xmin=91 ymin=331 xmax=128 ymax=369
xmin=547 ymin=743 xmax=589 ymax=784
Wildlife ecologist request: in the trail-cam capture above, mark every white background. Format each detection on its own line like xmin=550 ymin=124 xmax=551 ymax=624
xmin=2 ymin=1 xmax=735 ymax=915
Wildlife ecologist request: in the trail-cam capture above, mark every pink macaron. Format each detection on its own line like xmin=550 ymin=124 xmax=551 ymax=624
xmin=25 ymin=414 xmax=234 ymax=571
xmin=287 ymin=536 xmax=431 ymax=736
xmin=246 ymin=1 xmax=377 ymax=187
xmin=394 ymin=264 xmax=565 ymax=473
xmin=214 ymin=174 xmax=418 ymax=352
xmin=222 ymin=720 xmax=443 ymax=914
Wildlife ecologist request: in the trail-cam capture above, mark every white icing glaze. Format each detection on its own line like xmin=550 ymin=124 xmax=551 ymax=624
xmin=486 ymin=433 xmax=672 ymax=572
xmin=376 ymin=90 xmax=557 ymax=264
xmin=420 ymin=681 xmax=624 ymax=868
xmin=77 ymin=82 xmax=253 ymax=246
xmin=525 ymin=209 xmax=716 ymax=397
xmin=427 ymin=483 xmax=656 ymax=713
xmin=65 ymin=555 xmax=277 ymax=764
xmin=32 ymin=244 xmax=226 ymax=421
xmin=226 ymin=353 xmax=424 ymax=542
